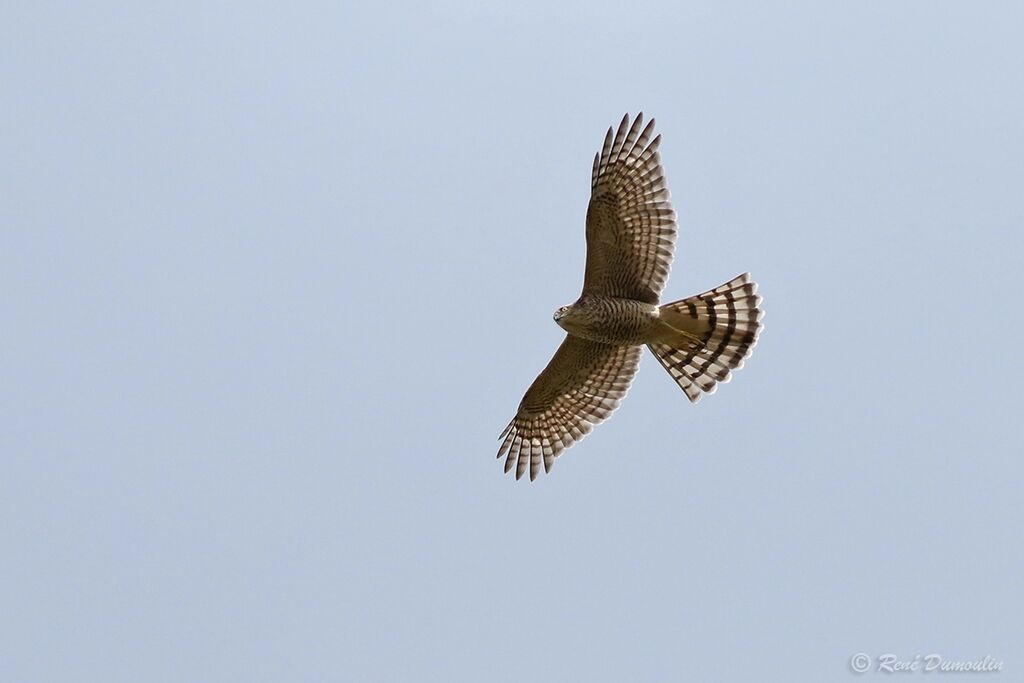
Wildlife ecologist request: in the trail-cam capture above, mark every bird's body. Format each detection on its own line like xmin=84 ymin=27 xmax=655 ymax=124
xmin=555 ymin=296 xmax=661 ymax=346
xmin=498 ymin=113 xmax=764 ymax=480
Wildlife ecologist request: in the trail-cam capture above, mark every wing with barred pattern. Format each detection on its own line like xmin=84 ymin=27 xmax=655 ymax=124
xmin=583 ymin=113 xmax=677 ymax=305
xmin=498 ymin=336 xmax=641 ymax=480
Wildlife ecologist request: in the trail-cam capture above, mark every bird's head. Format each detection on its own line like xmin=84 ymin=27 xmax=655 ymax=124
xmin=553 ymin=302 xmax=589 ymax=333
xmin=553 ymin=305 xmax=571 ymax=323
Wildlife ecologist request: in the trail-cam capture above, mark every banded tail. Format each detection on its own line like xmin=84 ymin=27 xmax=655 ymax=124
xmin=649 ymin=273 xmax=763 ymax=403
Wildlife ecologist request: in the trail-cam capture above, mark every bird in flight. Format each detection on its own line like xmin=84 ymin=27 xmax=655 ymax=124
xmin=498 ymin=113 xmax=763 ymax=481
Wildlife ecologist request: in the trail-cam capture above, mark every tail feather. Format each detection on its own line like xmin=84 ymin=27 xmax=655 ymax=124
xmin=649 ymin=273 xmax=763 ymax=403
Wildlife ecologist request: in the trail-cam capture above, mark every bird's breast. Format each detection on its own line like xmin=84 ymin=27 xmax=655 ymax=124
xmin=564 ymin=297 xmax=660 ymax=345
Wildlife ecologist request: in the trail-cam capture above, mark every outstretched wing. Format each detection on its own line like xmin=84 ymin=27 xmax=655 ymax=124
xmin=498 ymin=336 xmax=642 ymax=481
xmin=583 ymin=113 xmax=677 ymax=305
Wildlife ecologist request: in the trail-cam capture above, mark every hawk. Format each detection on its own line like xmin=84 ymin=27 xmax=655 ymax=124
xmin=498 ymin=113 xmax=764 ymax=480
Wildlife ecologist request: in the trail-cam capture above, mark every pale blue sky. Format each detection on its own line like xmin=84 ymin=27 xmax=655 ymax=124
xmin=3 ymin=2 xmax=1022 ymax=681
